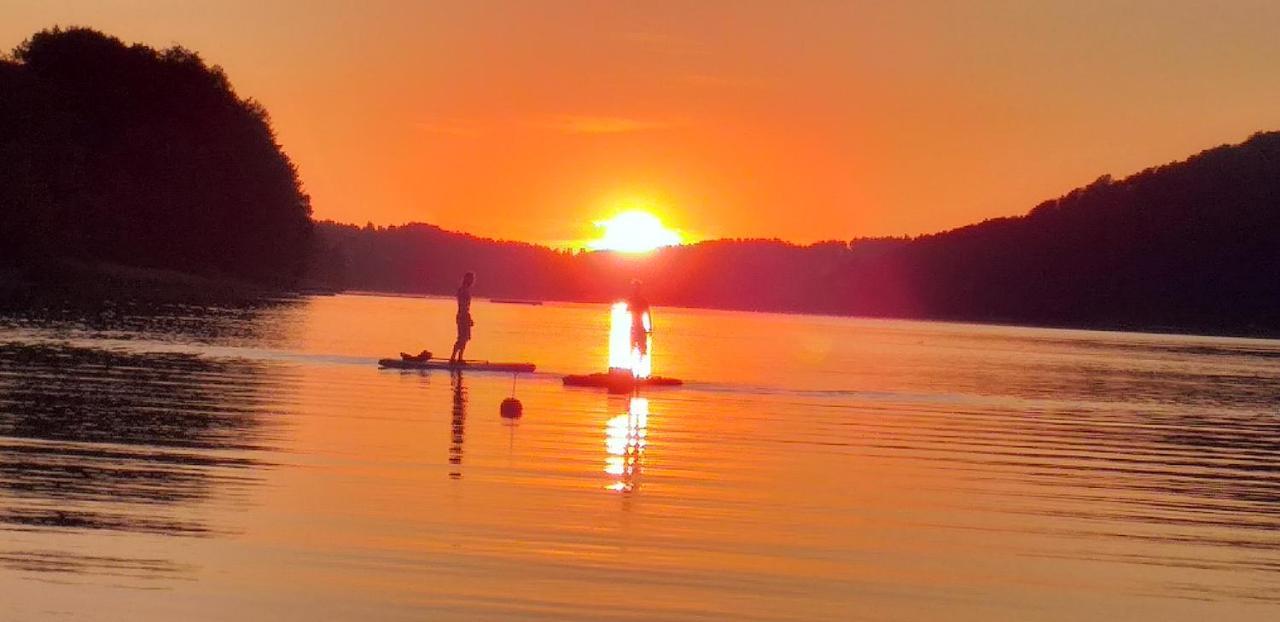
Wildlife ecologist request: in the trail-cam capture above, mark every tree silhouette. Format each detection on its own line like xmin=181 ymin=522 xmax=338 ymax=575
xmin=312 ymin=132 xmax=1280 ymax=336
xmin=4 ymin=27 xmax=1276 ymax=335
xmin=0 ymin=27 xmax=312 ymax=286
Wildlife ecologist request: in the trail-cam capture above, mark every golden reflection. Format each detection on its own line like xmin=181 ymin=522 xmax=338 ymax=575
xmin=608 ymin=302 xmax=652 ymax=378
xmin=449 ymin=370 xmax=466 ymax=479
xmin=604 ymin=396 xmax=648 ymax=493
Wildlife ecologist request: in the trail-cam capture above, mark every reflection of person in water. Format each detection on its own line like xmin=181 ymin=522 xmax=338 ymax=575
xmin=449 ymin=370 xmax=466 ymax=479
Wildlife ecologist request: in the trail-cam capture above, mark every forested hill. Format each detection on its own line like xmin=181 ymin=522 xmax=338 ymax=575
xmin=315 ymin=132 xmax=1280 ymax=336
xmin=0 ymin=27 xmax=312 ymax=287
xmin=836 ymin=130 xmax=1280 ymax=333
xmin=2 ymin=27 xmax=1275 ymax=335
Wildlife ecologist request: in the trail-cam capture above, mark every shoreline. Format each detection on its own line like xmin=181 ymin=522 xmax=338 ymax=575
xmin=0 ymin=260 xmax=288 ymax=309
xmin=335 ymin=288 xmax=1280 ymax=342
xmin=3 ymin=266 xmax=1275 ymax=342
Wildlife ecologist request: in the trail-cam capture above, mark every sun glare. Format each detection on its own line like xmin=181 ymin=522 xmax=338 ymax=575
xmin=589 ymin=210 xmax=682 ymax=253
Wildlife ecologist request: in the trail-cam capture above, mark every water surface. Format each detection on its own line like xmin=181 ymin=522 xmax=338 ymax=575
xmin=2 ymin=294 xmax=1279 ymax=620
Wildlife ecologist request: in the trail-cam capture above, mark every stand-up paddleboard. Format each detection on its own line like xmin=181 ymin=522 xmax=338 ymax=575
xmin=379 ymin=357 xmax=535 ymax=373
xmin=563 ymin=370 xmax=682 ymax=393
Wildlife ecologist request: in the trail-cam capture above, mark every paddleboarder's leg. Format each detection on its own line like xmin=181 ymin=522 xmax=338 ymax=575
xmin=630 ymin=321 xmax=649 ymax=355
xmin=450 ymin=317 xmax=472 ymax=363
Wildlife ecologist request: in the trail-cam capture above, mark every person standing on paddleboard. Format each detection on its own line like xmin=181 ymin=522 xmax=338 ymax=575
xmin=627 ymin=280 xmax=651 ymax=357
xmin=449 ymin=272 xmax=475 ymax=364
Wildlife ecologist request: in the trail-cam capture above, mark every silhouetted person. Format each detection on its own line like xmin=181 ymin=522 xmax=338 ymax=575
xmin=627 ymin=280 xmax=651 ymax=356
xmin=449 ymin=272 xmax=475 ymax=364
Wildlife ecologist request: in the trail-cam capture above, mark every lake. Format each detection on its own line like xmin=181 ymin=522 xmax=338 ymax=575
xmin=2 ymin=294 xmax=1279 ymax=620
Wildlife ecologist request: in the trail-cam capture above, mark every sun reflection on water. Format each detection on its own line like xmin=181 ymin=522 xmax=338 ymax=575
xmin=604 ymin=397 xmax=648 ymax=493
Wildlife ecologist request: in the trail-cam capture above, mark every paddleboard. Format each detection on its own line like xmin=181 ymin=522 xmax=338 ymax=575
xmin=563 ymin=371 xmax=682 ymax=393
xmin=379 ymin=358 xmax=535 ymax=373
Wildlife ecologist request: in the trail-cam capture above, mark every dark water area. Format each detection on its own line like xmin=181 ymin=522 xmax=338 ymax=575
xmin=2 ymin=294 xmax=1279 ymax=620
xmin=0 ymin=342 xmax=281 ymax=583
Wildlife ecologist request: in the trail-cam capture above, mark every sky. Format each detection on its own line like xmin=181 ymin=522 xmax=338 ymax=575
xmin=4 ymin=1 xmax=1280 ymax=247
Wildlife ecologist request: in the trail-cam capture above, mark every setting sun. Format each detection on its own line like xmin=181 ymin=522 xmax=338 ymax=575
xmin=588 ymin=210 xmax=682 ymax=253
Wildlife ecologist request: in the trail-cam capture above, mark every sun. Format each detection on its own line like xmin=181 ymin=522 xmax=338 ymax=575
xmin=589 ymin=210 xmax=683 ymax=253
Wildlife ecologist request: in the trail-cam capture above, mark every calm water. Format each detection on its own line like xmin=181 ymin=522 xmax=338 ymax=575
xmin=2 ymin=294 xmax=1279 ymax=620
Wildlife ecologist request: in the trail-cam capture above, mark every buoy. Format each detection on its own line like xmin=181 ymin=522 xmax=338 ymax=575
xmin=500 ymin=397 xmax=523 ymax=418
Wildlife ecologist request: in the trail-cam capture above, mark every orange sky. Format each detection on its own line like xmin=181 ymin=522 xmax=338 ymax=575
xmin=4 ymin=1 xmax=1280 ymax=246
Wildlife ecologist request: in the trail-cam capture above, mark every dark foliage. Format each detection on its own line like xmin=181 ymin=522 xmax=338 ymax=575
xmin=314 ymin=219 xmax=859 ymax=310
xmin=317 ymin=132 xmax=1280 ymax=336
xmin=0 ymin=27 xmax=312 ymax=286
xmin=839 ymin=132 xmax=1280 ymax=333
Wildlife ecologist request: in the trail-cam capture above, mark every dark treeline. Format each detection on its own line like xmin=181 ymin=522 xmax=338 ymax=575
xmin=312 ymin=220 xmax=856 ymax=309
xmin=3 ymin=28 xmax=1275 ymax=334
xmin=838 ymin=131 xmax=1280 ymax=333
xmin=0 ymin=27 xmax=312 ymax=286
xmin=317 ymin=132 xmax=1280 ymax=335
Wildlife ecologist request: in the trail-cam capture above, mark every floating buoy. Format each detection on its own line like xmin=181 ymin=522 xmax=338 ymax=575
xmin=500 ymin=397 xmax=523 ymax=418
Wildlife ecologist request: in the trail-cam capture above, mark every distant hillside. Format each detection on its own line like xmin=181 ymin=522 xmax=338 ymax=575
xmin=3 ymin=26 xmax=1273 ymax=334
xmin=315 ymin=132 xmax=1280 ymax=336
xmin=311 ymin=220 xmax=853 ymax=310
xmin=836 ymin=131 xmax=1280 ymax=333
